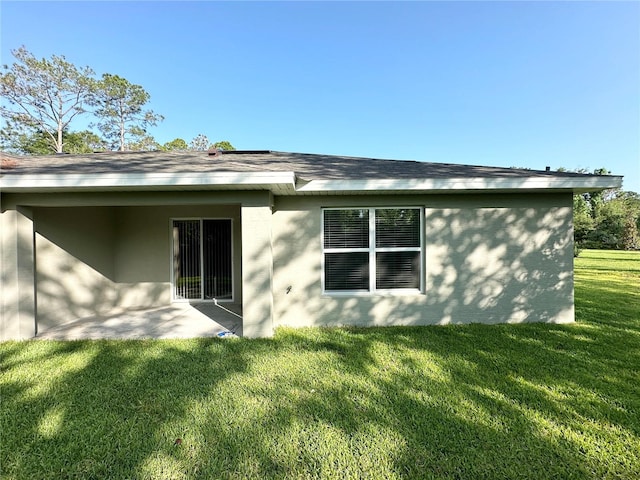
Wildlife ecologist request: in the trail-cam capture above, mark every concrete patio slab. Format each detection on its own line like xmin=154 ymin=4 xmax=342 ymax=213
xmin=34 ymin=303 xmax=243 ymax=340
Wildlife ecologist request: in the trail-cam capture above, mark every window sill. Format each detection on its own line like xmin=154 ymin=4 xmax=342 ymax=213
xmin=322 ymin=289 xmax=424 ymax=298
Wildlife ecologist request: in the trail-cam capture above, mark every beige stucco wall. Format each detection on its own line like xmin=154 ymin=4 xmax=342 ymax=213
xmin=0 ymin=208 xmax=36 ymax=340
xmin=32 ymin=204 xmax=242 ymax=333
xmin=2 ymin=189 xmax=574 ymax=338
xmin=272 ymin=193 xmax=574 ymax=329
xmin=34 ymin=206 xmax=119 ymax=331
xmin=241 ymin=200 xmax=274 ymax=338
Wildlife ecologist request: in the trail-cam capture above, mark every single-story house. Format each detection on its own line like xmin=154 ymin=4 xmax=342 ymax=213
xmin=0 ymin=149 xmax=621 ymax=339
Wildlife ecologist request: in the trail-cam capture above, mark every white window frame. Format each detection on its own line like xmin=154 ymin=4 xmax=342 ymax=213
xmin=170 ymin=217 xmax=234 ymax=303
xmin=321 ymin=207 xmax=424 ymax=295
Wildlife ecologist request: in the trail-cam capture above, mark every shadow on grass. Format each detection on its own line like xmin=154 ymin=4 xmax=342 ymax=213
xmin=1 ymin=338 xmax=253 ymax=478
xmin=2 ymin=256 xmax=639 ymax=478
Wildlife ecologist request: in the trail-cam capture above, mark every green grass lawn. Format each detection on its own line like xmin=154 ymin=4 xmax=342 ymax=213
xmin=1 ymin=250 xmax=639 ymax=479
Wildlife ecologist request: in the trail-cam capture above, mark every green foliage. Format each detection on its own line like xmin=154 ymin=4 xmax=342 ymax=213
xmin=186 ymin=135 xmax=236 ymax=152
xmin=622 ymin=216 xmax=640 ymax=251
xmin=0 ymin=127 xmax=107 ymax=154
xmin=161 ymin=137 xmax=235 ymax=152
xmin=0 ymin=124 xmax=52 ymax=154
xmin=124 ymin=130 xmax=160 ymax=152
xmin=570 ymin=168 xmax=639 ymax=251
xmin=212 ymin=140 xmax=236 ymax=151
xmin=1 ymin=250 xmax=638 ymax=479
xmin=578 ymin=191 xmax=640 ymax=251
xmin=65 ymin=130 xmax=109 ymax=153
xmin=161 ymin=138 xmax=189 ymax=151
xmin=573 ymin=193 xmax=594 ymax=244
xmin=0 ymin=47 xmax=97 ymax=153
xmin=93 ymin=73 xmax=163 ymax=151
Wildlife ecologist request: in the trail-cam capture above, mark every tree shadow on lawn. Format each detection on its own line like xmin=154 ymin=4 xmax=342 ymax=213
xmin=268 ymin=320 xmax=639 ymax=478
xmin=1 ymin=338 xmax=256 ymax=478
xmin=177 ymin=318 xmax=638 ymax=478
xmin=2 ymin=291 xmax=639 ymax=479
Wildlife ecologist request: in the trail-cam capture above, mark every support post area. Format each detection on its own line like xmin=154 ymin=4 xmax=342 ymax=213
xmin=241 ymin=193 xmax=274 ymax=338
xmin=1 ymin=207 xmax=36 ymax=340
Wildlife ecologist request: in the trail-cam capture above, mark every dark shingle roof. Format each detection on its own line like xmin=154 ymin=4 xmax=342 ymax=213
xmin=0 ymin=149 xmax=604 ymax=181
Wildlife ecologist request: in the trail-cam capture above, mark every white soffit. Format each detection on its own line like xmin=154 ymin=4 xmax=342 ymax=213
xmin=0 ymin=171 xmax=622 ymax=194
xmin=0 ymin=172 xmax=298 ymax=192
xmin=296 ymin=176 xmax=623 ymax=193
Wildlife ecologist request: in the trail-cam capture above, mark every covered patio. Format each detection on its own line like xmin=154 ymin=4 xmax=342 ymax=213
xmin=34 ymin=303 xmax=243 ymax=340
xmin=2 ymin=188 xmax=275 ymax=340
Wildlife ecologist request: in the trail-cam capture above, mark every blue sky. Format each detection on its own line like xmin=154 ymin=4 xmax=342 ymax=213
xmin=2 ymin=1 xmax=639 ymax=191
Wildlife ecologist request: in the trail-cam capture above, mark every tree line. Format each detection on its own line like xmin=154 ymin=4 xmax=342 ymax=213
xmin=567 ymin=169 xmax=639 ymax=253
xmin=0 ymin=47 xmax=233 ymax=154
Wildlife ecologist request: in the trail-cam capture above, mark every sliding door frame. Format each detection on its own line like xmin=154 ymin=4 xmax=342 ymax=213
xmin=170 ymin=217 xmax=234 ymax=303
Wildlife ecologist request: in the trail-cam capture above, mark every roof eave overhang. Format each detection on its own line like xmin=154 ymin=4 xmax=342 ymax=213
xmin=295 ymin=176 xmax=623 ymax=194
xmin=0 ymin=173 xmax=623 ymax=195
xmin=0 ymin=172 xmax=299 ymax=194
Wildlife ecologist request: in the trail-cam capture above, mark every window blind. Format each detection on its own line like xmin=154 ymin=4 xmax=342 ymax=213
xmin=323 ymin=209 xmax=369 ymax=249
xmin=324 ymin=252 xmax=369 ymax=290
xmin=376 ymin=251 xmax=420 ymax=289
xmin=375 ymin=208 xmax=420 ymax=248
xmin=202 ymin=220 xmax=232 ymax=299
xmin=173 ymin=220 xmax=201 ymax=299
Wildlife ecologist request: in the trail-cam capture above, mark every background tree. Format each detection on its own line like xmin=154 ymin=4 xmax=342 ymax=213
xmin=0 ymin=123 xmax=50 ymax=154
xmin=212 ymin=140 xmax=236 ymax=151
xmin=0 ymin=127 xmax=107 ymax=154
xmin=93 ymin=73 xmax=163 ymax=151
xmin=189 ymin=135 xmax=236 ymax=151
xmin=123 ymin=129 xmax=160 ymax=151
xmin=591 ymin=197 xmax=629 ymax=249
xmin=569 ymin=168 xmax=640 ymax=252
xmin=160 ymin=137 xmax=235 ymax=152
xmin=65 ymin=130 xmax=108 ymax=153
xmin=622 ymin=215 xmax=640 ymax=251
xmin=0 ymin=46 xmax=96 ymax=153
xmin=161 ymin=138 xmax=189 ymax=151
xmin=189 ymin=133 xmax=211 ymax=151
xmin=573 ymin=193 xmax=594 ymax=245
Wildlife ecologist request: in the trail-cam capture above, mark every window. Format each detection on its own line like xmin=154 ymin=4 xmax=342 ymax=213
xmin=172 ymin=219 xmax=233 ymax=301
xmin=322 ymin=208 xmax=422 ymax=293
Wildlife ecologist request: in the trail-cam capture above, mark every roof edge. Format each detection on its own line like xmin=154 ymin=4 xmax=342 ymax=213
xmin=0 ymin=171 xmax=297 ymax=193
xmin=1 ymin=171 xmax=622 ymax=195
xmin=296 ymin=175 xmax=623 ymax=193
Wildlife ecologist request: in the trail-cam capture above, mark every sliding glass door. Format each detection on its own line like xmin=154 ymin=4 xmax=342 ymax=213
xmin=172 ymin=219 xmax=233 ymax=301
